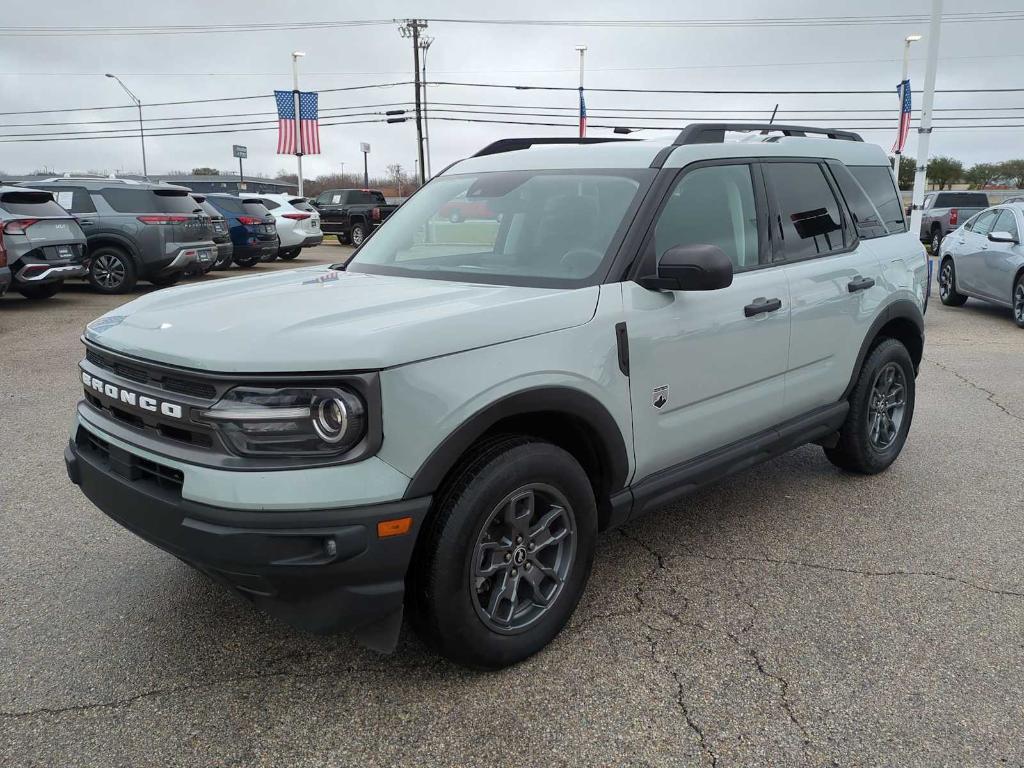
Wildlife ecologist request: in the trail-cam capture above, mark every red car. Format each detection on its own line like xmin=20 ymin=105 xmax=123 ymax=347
xmin=438 ymin=198 xmax=496 ymax=223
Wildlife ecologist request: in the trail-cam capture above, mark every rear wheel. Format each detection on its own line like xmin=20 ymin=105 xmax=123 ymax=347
xmin=1013 ymin=276 xmax=1024 ymax=329
xmin=17 ymin=281 xmax=62 ymax=300
xmin=930 ymin=228 xmax=943 ymax=255
xmin=278 ymin=248 xmax=301 ymax=261
xmin=409 ymin=438 xmax=597 ymax=669
xmin=149 ymin=271 xmax=182 ymax=287
xmin=336 ymin=233 xmax=349 ymax=245
xmin=233 ymin=253 xmax=260 ymax=268
xmin=88 ymin=247 xmax=136 ymax=294
xmin=938 ymin=258 xmax=968 ymax=306
xmin=825 ymin=338 xmax=915 ymax=474
xmin=350 ymin=223 xmax=367 ymax=247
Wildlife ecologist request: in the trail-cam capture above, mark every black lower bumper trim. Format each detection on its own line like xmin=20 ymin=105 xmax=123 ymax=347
xmin=65 ymin=438 xmax=430 ymax=651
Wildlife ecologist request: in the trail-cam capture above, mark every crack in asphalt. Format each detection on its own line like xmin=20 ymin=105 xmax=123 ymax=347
xmin=672 ymin=670 xmax=718 ymax=768
xmin=924 ymin=356 xmax=1024 ymax=422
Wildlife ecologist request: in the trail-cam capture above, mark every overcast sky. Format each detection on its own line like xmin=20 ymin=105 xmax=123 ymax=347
xmin=1 ymin=0 xmax=1022 ymax=181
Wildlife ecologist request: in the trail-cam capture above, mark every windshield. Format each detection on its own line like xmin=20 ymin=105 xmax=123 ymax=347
xmin=346 ymin=169 xmax=651 ymax=287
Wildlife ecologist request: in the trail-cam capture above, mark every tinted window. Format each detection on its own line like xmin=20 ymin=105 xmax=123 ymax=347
xmin=255 ymin=198 xmax=280 ymax=210
xmin=242 ymin=200 xmax=270 ymax=217
xmin=290 ymin=198 xmax=315 ymax=212
xmin=765 ymin=162 xmax=847 ymax=260
xmin=0 ymin=190 xmax=69 ymax=217
xmin=197 ymin=200 xmax=221 ymax=218
xmin=101 ymin=188 xmax=201 ymax=214
xmin=32 ymin=186 xmax=95 ymax=213
xmin=934 ymin=192 xmax=989 ymax=208
xmin=849 ymin=165 xmax=906 ymax=233
xmin=994 ymin=209 xmax=1019 ymax=240
xmin=208 ymin=196 xmax=243 ymax=214
xmin=829 ymin=163 xmax=887 ymax=239
xmin=654 ymin=164 xmax=761 ymax=270
xmin=972 ymin=210 xmax=998 ymax=236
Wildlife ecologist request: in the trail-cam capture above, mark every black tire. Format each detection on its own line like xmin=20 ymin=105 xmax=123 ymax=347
xmin=938 ymin=257 xmax=968 ymax=307
xmin=149 ymin=271 xmax=183 ymax=287
xmin=88 ymin=246 xmax=137 ymax=294
xmin=17 ymin=281 xmax=62 ymax=300
xmin=930 ymin=228 xmax=943 ymax=255
xmin=350 ymin=222 xmax=367 ymax=247
xmin=409 ymin=437 xmax=597 ymax=669
xmin=825 ymin=338 xmax=915 ymax=475
xmin=211 ymin=249 xmax=232 ymax=270
xmin=264 ymin=251 xmax=279 ymax=262
xmin=1013 ymin=275 xmax=1024 ymax=329
xmin=336 ymin=233 xmax=349 ymax=245
xmin=278 ymin=248 xmax=301 ymax=261
xmin=232 ymin=253 xmax=260 ymax=268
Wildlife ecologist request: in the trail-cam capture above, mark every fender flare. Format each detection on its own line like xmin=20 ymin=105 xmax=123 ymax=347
xmin=86 ymin=233 xmax=142 ymax=266
xmin=842 ymin=298 xmax=924 ymax=400
xmin=403 ymin=386 xmax=630 ymax=500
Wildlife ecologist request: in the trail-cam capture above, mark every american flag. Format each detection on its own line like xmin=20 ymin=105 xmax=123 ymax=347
xmin=892 ymin=78 xmax=912 ymax=154
xmin=578 ymin=87 xmax=587 ymax=138
xmin=275 ymin=90 xmax=320 ymax=155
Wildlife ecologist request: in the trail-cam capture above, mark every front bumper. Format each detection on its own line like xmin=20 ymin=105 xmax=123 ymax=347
xmin=65 ymin=431 xmax=431 ymax=651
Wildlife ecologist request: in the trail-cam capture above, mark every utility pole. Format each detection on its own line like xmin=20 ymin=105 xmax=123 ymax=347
xmin=893 ymin=34 xmax=922 ymax=173
xmin=291 ymin=51 xmax=306 ymax=196
xmin=575 ymin=45 xmax=587 ymax=138
xmin=105 ymin=74 xmax=147 ymax=179
xmin=419 ymin=35 xmax=434 ymax=179
xmin=399 ymin=19 xmax=428 ymax=186
xmin=910 ymin=0 xmax=942 ymax=240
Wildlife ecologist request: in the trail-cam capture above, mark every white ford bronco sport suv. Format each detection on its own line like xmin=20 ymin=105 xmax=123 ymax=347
xmin=65 ymin=123 xmax=927 ymax=669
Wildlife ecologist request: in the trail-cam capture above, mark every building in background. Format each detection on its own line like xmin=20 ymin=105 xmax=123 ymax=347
xmin=1 ymin=173 xmax=297 ymax=196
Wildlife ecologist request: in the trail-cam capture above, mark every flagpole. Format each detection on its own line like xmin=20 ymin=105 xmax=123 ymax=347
xmin=893 ymin=34 xmax=921 ymax=173
xmin=292 ymin=51 xmax=305 ymax=197
xmin=910 ymin=0 xmax=942 ymax=241
xmin=576 ymin=45 xmax=587 ymax=138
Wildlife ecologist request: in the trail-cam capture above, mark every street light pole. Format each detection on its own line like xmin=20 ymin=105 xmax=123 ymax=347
xmin=105 ymin=73 xmax=147 ymax=179
xmin=291 ymin=51 xmax=306 ymax=197
xmin=893 ymin=34 xmax=921 ymax=173
xmin=910 ymin=0 xmax=943 ymax=241
xmin=575 ymin=45 xmax=587 ymax=138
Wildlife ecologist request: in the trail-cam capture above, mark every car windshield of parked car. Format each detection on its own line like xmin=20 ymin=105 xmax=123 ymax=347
xmin=345 ymin=170 xmax=651 ymax=287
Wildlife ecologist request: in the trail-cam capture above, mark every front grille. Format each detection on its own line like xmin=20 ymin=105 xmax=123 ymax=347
xmin=87 ymin=349 xmax=149 ymax=384
xmin=163 ymin=375 xmax=216 ymax=399
xmin=86 ymin=348 xmax=216 ymax=399
xmin=76 ymin=427 xmax=184 ymax=494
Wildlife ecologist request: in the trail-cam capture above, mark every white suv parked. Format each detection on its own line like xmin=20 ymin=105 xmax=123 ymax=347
xmin=67 ymin=123 xmax=926 ymax=669
xmin=239 ymin=192 xmax=322 ymax=260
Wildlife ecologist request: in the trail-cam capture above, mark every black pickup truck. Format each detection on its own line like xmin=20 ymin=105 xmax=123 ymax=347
xmin=311 ymin=189 xmax=397 ymax=246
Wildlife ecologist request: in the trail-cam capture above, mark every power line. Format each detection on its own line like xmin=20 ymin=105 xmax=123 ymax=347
xmin=430 ymin=115 xmax=1024 ymax=131
xmin=428 ymin=80 xmax=1024 ymax=95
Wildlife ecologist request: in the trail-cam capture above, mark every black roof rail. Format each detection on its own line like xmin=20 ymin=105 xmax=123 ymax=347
xmin=674 ymin=123 xmax=863 ymax=145
xmin=472 ymin=136 xmax=637 ymax=158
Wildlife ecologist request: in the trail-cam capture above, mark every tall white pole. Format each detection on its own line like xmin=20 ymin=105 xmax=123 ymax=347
xmin=292 ymin=51 xmax=305 ymax=197
xmin=576 ymin=45 xmax=587 ymax=138
xmin=909 ymin=0 xmax=942 ymax=240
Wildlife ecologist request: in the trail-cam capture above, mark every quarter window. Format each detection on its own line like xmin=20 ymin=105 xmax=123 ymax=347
xmin=765 ymin=162 xmax=847 ymax=261
xmin=994 ymin=209 xmax=1020 ymax=240
xmin=39 ymin=186 xmax=96 ymax=213
xmin=848 ymin=165 xmax=907 ymax=233
xmin=829 ymin=163 xmax=887 ymax=239
xmin=654 ymin=164 xmax=761 ymax=270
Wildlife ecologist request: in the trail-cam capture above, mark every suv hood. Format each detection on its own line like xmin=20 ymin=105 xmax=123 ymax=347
xmin=84 ymin=267 xmax=599 ymax=372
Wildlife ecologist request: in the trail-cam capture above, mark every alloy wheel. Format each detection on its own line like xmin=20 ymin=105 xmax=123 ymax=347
xmin=92 ymin=254 xmax=126 ymax=289
xmin=351 ymin=227 xmax=365 ymax=246
xmin=939 ymin=262 xmax=953 ymax=300
xmin=867 ymin=362 xmax=907 ymax=451
xmin=1014 ymin=284 xmax=1024 ymax=325
xmin=470 ymin=483 xmax=576 ymax=634
xmin=931 ymin=232 xmax=941 ymax=254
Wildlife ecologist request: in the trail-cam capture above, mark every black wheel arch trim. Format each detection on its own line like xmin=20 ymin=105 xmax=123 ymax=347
xmin=842 ymin=299 xmax=924 ymax=400
xmin=86 ymin=234 xmax=142 ymax=266
xmin=402 ymin=386 xmax=630 ymax=502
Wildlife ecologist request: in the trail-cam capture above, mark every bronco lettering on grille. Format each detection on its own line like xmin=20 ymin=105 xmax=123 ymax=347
xmin=81 ymin=371 xmax=183 ymax=419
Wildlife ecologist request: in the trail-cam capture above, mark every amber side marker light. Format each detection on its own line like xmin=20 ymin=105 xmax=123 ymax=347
xmin=377 ymin=516 xmax=413 ymax=538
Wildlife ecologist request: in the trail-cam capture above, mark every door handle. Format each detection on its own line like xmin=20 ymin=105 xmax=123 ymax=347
xmin=847 ymin=276 xmax=875 ymax=293
xmin=744 ymin=297 xmax=783 ymax=317
xmin=77 ymin=218 xmax=94 ymax=226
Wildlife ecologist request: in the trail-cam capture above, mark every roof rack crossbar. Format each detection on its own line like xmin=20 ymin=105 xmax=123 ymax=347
xmin=674 ymin=123 xmax=863 ymax=145
xmin=472 ymin=136 xmax=637 ymax=158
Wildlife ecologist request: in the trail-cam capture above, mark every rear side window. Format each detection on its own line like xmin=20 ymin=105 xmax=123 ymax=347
xmin=209 ymin=196 xmax=243 ymax=214
xmin=848 ymin=166 xmax=906 ymax=234
xmin=198 ymin=200 xmax=221 ymax=218
xmin=100 ymin=188 xmax=202 ymax=214
xmin=828 ymin=163 xmax=888 ymax=239
xmin=994 ymin=209 xmax=1019 ymax=240
xmin=255 ymin=198 xmax=280 ymax=210
xmin=289 ymin=198 xmax=315 ymax=212
xmin=39 ymin=186 xmax=96 ymax=214
xmin=242 ymin=200 xmax=270 ymax=217
xmin=765 ymin=162 xmax=847 ymax=261
xmin=934 ymin=192 xmax=989 ymax=208
xmin=0 ymin=190 xmax=70 ymax=217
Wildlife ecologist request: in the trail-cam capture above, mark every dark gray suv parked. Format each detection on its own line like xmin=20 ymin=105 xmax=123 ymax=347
xmin=22 ymin=178 xmax=215 ymax=293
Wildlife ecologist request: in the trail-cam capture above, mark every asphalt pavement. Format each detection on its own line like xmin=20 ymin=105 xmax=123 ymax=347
xmin=1 ymin=248 xmax=1023 ymax=767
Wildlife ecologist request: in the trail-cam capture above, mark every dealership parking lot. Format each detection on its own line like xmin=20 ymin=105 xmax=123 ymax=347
xmin=2 ymin=252 xmax=1023 ymax=766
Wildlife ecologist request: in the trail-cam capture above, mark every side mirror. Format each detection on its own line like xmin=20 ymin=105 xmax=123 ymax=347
xmin=988 ymin=230 xmax=1018 ymax=244
xmin=639 ymin=243 xmax=734 ymax=292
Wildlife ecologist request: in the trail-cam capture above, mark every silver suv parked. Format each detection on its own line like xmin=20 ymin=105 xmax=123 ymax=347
xmin=0 ymin=186 xmax=87 ymax=300
xmin=23 ymin=178 xmax=215 ymax=293
xmin=65 ymin=124 xmax=927 ymax=669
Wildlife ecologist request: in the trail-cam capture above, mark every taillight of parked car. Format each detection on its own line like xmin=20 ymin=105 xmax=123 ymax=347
xmin=282 ymin=213 xmax=311 ymax=221
xmin=0 ymin=231 xmax=6 ymax=268
xmin=237 ymin=216 xmax=263 ymax=226
xmin=137 ymin=215 xmax=190 ymax=225
xmin=3 ymin=218 xmax=41 ymax=235
xmin=949 ymin=208 xmax=958 ymax=226
xmin=372 ymin=207 xmax=381 ymax=221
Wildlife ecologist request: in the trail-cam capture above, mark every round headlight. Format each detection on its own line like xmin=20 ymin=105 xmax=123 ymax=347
xmin=313 ymin=396 xmax=350 ymax=443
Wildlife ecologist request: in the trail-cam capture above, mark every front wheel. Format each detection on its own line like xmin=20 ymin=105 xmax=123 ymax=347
xmin=409 ymin=438 xmax=597 ymax=669
xmin=938 ymin=258 xmax=968 ymax=306
xmin=350 ymin=223 xmax=367 ymax=247
xmin=825 ymin=338 xmax=915 ymax=475
xmin=232 ymin=253 xmax=260 ymax=268
xmin=1013 ymin=277 xmax=1024 ymax=329
xmin=17 ymin=281 xmax=62 ymax=300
